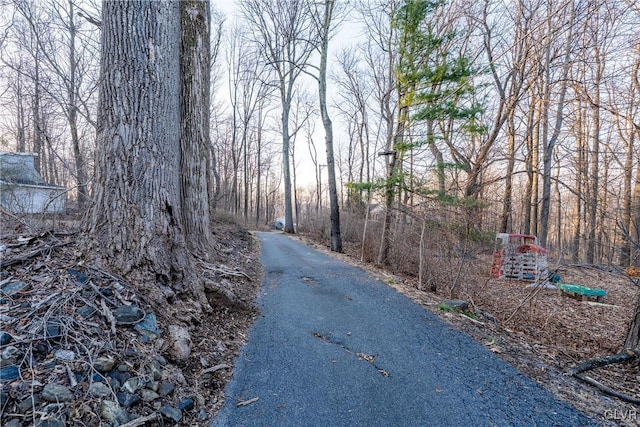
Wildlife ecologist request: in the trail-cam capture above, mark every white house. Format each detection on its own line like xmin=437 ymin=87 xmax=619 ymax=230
xmin=0 ymin=152 xmax=66 ymax=214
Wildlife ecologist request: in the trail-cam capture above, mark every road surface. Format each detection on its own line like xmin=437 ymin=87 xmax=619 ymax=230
xmin=211 ymin=232 xmax=594 ymax=427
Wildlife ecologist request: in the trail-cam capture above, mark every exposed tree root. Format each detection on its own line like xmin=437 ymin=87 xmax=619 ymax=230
xmin=567 ymin=349 xmax=640 ymax=404
xmin=567 ymin=349 xmax=640 ymax=376
xmin=573 ymin=374 xmax=640 ymax=404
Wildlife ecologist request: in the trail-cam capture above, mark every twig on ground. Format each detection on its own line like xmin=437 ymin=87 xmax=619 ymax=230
xmin=119 ymin=412 xmax=160 ymax=427
xmin=0 ymin=242 xmax=70 ymax=268
xmin=101 ymin=299 xmax=116 ymax=335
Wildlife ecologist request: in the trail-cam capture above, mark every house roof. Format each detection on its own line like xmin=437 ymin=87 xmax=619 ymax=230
xmin=0 ymin=152 xmax=51 ymax=186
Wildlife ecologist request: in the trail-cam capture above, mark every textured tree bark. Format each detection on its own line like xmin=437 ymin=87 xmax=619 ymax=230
xmin=85 ymin=0 xmax=204 ymax=320
xmin=625 ymin=293 xmax=640 ymax=350
xmin=180 ymin=0 xmax=213 ymax=253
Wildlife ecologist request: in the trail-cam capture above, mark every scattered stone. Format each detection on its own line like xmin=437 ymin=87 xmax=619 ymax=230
xmin=41 ymin=383 xmax=74 ymax=402
xmin=200 ymin=356 xmax=210 ymax=367
xmin=117 ymin=364 xmax=130 ymax=372
xmin=107 ymin=369 xmax=130 ymax=385
xmin=0 ymin=390 xmax=10 ymax=406
xmin=160 ymin=405 xmax=182 ymax=423
xmin=77 ymin=305 xmax=97 ymax=318
xmin=113 ymin=305 xmax=144 ymax=325
xmin=116 ymin=391 xmax=141 ymax=408
xmin=89 ymin=382 xmax=112 ymax=398
xmin=4 ymin=419 xmax=22 ymax=427
xmin=2 ymin=345 xmax=22 ymax=364
xmin=167 ymin=325 xmax=191 ymax=363
xmin=0 ymin=365 xmax=20 ymax=382
xmin=94 ymin=356 xmax=116 ymax=372
xmin=122 ymin=377 xmax=140 ymax=394
xmin=149 ymin=360 xmax=162 ymax=380
xmin=178 ymin=397 xmax=194 ymax=411
xmin=0 ymin=331 xmax=14 ymax=346
xmin=140 ymin=389 xmax=160 ymax=402
xmin=100 ymin=287 xmax=114 ymax=297
xmin=0 ymin=281 xmax=27 ymax=296
xmin=442 ymin=299 xmax=469 ymax=312
xmin=54 ymin=349 xmax=75 ymax=362
xmin=45 ymin=319 xmax=62 ymax=338
xmin=198 ymin=409 xmax=209 ymax=420
xmin=67 ymin=269 xmax=89 ymax=285
xmin=38 ymin=419 xmax=65 ymax=427
xmin=134 ymin=312 xmax=160 ymax=339
xmin=124 ymin=348 xmax=137 ymax=357
xmin=158 ymin=381 xmax=175 ymax=396
xmin=101 ymin=400 xmax=130 ymax=425
xmin=17 ymin=395 xmax=39 ymax=412
xmin=154 ymin=355 xmax=168 ymax=366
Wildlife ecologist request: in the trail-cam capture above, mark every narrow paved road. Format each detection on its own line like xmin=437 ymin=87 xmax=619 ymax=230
xmin=211 ymin=232 xmax=594 ymax=427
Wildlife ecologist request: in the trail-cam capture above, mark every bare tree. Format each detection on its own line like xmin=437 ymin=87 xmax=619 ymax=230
xmin=309 ymin=0 xmax=343 ymax=252
xmin=240 ymin=0 xmax=318 ymax=234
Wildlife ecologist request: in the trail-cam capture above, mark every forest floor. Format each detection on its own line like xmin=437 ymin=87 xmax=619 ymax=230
xmin=297 ymin=234 xmax=640 ymax=427
xmin=1 ymin=211 xmax=639 ymax=426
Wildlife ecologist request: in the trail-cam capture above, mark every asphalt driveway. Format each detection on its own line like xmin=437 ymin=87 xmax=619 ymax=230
xmin=210 ymin=232 xmax=594 ymax=427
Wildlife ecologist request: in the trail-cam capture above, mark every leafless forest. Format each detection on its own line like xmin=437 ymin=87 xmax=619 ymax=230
xmin=0 ymin=0 xmax=639 ymax=270
xmin=1 ymin=1 xmax=640 ymax=421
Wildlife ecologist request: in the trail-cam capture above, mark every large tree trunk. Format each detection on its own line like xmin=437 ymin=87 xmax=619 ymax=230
xmin=625 ymin=291 xmax=640 ymax=350
xmin=180 ymin=0 xmax=213 ymax=253
xmin=85 ymin=0 xmax=205 ymax=320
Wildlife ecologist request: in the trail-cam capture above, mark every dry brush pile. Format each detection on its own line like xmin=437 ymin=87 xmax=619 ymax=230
xmin=0 ymin=219 xmax=260 ymax=427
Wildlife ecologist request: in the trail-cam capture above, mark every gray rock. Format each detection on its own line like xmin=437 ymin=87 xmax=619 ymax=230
xmin=134 ymin=312 xmax=160 ymax=339
xmin=160 ymin=405 xmax=182 ymax=422
xmin=89 ymin=382 xmax=112 ymax=398
xmin=38 ymin=419 xmax=65 ymax=427
xmin=0 ymin=390 xmax=9 ymax=406
xmin=18 ymin=395 xmax=39 ymax=412
xmin=77 ymin=305 xmax=96 ymax=318
xmin=149 ymin=360 xmax=162 ymax=380
xmin=1 ymin=345 xmax=22 ymax=364
xmin=4 ymin=419 xmax=22 ymax=427
xmin=67 ymin=269 xmax=89 ymax=285
xmin=122 ymin=377 xmax=140 ymax=394
xmin=442 ymin=299 xmax=469 ymax=312
xmin=0 ymin=331 xmax=14 ymax=346
xmin=140 ymin=389 xmax=160 ymax=402
xmin=45 ymin=320 xmax=62 ymax=338
xmin=41 ymin=383 xmax=74 ymax=402
xmin=158 ymin=381 xmax=174 ymax=396
xmin=101 ymin=400 xmax=130 ymax=425
xmin=178 ymin=397 xmax=194 ymax=411
xmin=113 ymin=306 xmax=144 ymax=325
xmin=94 ymin=356 xmax=116 ymax=372
xmin=116 ymin=391 xmax=141 ymax=408
xmin=0 ymin=281 xmax=27 ymax=296
xmin=54 ymin=349 xmax=75 ymax=362
xmin=198 ymin=408 xmax=209 ymax=420
xmin=167 ymin=325 xmax=191 ymax=363
xmin=0 ymin=365 xmax=20 ymax=382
